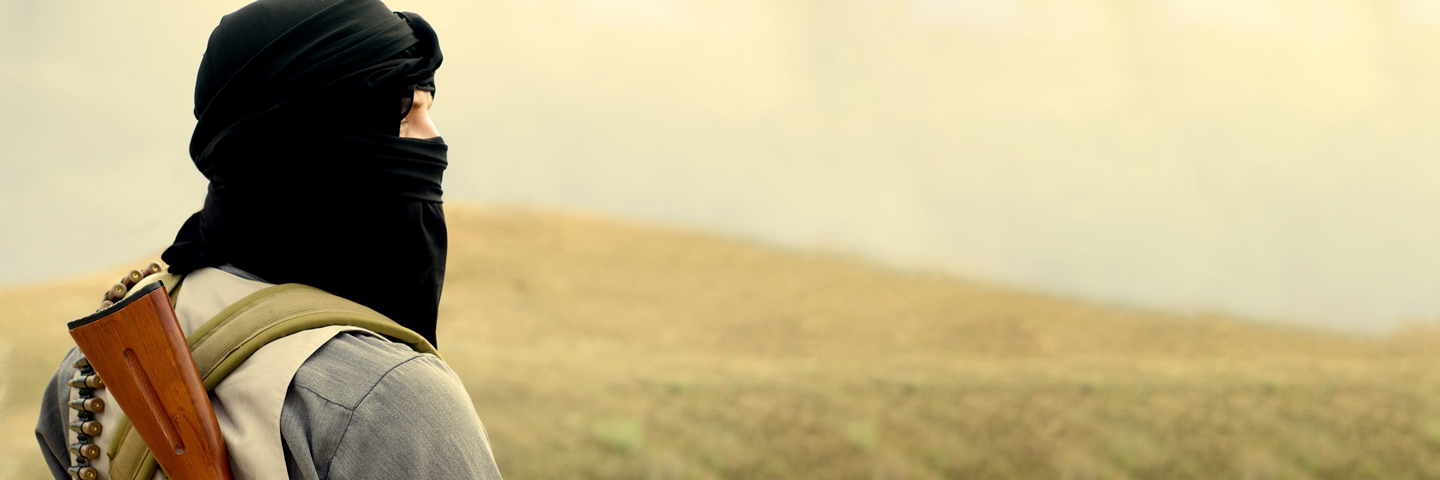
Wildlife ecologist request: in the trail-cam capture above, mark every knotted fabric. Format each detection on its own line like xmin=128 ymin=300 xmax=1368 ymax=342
xmin=164 ymin=0 xmax=448 ymax=346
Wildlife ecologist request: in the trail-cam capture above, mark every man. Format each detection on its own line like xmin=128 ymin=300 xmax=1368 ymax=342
xmin=36 ymin=0 xmax=504 ymax=478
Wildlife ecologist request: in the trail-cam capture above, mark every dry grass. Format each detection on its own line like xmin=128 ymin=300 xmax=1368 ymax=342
xmin=6 ymin=205 xmax=1440 ymax=479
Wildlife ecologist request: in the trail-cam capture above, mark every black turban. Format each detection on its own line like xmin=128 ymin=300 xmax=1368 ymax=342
xmin=163 ymin=0 xmax=449 ymax=346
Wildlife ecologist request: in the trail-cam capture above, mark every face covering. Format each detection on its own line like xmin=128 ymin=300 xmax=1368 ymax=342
xmin=163 ymin=0 xmax=449 ymax=346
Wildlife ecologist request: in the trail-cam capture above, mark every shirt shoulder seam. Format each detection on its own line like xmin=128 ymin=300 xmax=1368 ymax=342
xmin=323 ymin=354 xmax=432 ymax=480
xmin=293 ymin=384 xmax=356 ymax=411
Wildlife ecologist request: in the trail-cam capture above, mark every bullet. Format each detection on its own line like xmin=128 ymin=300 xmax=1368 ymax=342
xmin=68 ymin=397 xmax=105 ymax=413
xmin=69 ymin=420 xmax=102 ymax=436
xmin=68 ymin=375 xmax=104 ymax=389
xmin=69 ymin=442 xmax=101 ymax=460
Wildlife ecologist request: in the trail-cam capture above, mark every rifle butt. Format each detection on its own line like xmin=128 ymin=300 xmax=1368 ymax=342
xmin=68 ymin=282 xmax=233 ymax=480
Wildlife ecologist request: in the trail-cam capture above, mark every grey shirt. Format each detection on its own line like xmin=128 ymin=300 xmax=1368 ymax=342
xmin=36 ymin=332 xmax=503 ymax=479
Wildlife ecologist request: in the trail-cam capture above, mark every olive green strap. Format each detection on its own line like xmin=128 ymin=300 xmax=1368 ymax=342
xmin=109 ymin=282 xmax=438 ymax=480
xmin=186 ymin=283 xmax=439 ymax=389
xmin=108 ymin=430 xmax=158 ymax=480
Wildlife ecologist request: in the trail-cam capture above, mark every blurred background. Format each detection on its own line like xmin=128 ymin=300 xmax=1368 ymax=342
xmin=6 ymin=0 xmax=1440 ymax=332
xmin=8 ymin=0 xmax=1440 ymax=478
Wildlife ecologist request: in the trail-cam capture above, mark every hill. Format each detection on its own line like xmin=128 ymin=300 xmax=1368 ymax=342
xmin=4 ymin=205 xmax=1440 ymax=479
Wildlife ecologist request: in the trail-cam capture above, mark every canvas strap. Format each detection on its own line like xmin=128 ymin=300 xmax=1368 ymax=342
xmin=106 ymin=276 xmax=439 ymax=480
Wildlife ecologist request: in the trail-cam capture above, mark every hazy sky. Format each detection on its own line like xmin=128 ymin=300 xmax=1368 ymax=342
xmin=5 ymin=0 xmax=1440 ymax=333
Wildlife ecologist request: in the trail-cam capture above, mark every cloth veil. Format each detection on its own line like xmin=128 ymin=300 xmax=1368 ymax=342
xmin=163 ymin=0 xmax=449 ymax=346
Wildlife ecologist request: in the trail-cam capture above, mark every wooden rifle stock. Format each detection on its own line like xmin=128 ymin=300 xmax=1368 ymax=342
xmin=68 ymin=282 xmax=233 ymax=480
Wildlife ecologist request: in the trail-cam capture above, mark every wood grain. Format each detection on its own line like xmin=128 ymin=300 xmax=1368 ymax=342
xmin=68 ymin=283 xmax=232 ymax=480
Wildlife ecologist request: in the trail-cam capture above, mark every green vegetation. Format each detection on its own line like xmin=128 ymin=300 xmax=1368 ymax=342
xmin=5 ymin=206 xmax=1440 ymax=479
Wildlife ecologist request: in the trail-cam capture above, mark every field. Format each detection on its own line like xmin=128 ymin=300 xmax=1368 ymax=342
xmin=5 ymin=206 xmax=1440 ymax=479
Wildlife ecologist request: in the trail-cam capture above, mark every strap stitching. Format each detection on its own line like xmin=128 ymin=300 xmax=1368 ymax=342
xmin=195 ymin=306 xmax=382 ymax=378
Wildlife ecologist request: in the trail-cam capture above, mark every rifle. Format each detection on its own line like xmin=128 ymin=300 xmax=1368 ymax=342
xmin=68 ymin=281 xmax=234 ymax=480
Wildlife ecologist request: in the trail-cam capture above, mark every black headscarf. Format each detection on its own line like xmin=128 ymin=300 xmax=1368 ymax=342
xmin=163 ymin=0 xmax=448 ymax=346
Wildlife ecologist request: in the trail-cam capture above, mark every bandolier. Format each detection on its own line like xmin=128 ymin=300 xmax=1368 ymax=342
xmin=62 ymin=262 xmax=438 ymax=480
xmin=64 ymin=263 xmax=161 ymax=480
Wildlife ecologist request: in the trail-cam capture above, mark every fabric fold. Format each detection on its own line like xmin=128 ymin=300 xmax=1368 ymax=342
xmin=164 ymin=0 xmax=449 ymax=346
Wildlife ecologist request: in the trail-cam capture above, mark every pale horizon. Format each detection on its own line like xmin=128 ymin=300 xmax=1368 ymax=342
xmin=5 ymin=0 xmax=1440 ymax=333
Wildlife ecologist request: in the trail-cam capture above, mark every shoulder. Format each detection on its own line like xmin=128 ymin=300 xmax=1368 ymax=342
xmin=280 ymin=331 xmax=501 ymax=479
xmin=289 ymin=331 xmax=459 ymax=410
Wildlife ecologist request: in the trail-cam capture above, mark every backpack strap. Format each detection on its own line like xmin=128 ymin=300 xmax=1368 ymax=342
xmin=107 ymin=280 xmax=439 ymax=480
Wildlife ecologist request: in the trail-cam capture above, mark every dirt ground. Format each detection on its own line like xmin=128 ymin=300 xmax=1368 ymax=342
xmin=5 ymin=205 xmax=1440 ymax=479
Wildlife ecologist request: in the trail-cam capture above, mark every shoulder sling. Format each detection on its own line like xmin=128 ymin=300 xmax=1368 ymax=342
xmin=105 ymin=273 xmax=439 ymax=480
